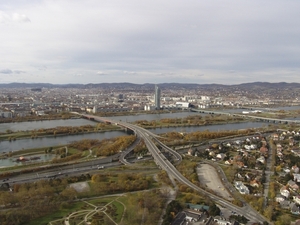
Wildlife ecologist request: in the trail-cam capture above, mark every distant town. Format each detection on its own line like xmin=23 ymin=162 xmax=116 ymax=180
xmin=1 ymin=82 xmax=300 ymax=118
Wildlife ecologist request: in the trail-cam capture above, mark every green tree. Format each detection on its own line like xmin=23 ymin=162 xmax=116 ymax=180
xmin=275 ymin=214 xmax=292 ymax=225
xmin=209 ymin=203 xmax=220 ymax=216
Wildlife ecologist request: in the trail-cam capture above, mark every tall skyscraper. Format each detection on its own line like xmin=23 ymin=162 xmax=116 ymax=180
xmin=155 ymin=85 xmax=161 ymax=110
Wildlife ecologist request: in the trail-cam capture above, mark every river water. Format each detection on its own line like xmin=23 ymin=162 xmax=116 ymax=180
xmin=0 ymin=118 xmax=97 ymax=133
xmin=0 ymin=111 xmax=281 ymax=167
xmin=2 ymin=109 xmax=295 ymax=154
xmin=0 ymin=130 xmax=127 ymax=153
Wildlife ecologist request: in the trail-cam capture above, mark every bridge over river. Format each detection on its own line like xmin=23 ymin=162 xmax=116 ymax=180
xmin=191 ymin=108 xmax=300 ymax=124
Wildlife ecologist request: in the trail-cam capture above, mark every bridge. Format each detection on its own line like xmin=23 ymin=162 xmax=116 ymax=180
xmin=191 ymin=108 xmax=300 ymax=124
xmin=77 ymin=113 xmax=269 ymax=223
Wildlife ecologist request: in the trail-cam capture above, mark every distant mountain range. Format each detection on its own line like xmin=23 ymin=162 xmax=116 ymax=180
xmin=0 ymin=82 xmax=300 ymax=91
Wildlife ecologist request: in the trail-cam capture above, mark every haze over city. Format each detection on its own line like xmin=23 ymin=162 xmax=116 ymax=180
xmin=1 ymin=0 xmax=300 ymax=84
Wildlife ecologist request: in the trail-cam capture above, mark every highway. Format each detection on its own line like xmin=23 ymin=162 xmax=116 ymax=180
xmin=84 ymin=114 xmax=269 ymax=224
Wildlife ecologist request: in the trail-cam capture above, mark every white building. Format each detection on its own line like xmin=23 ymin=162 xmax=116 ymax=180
xmin=175 ymin=102 xmax=190 ymax=108
xmin=234 ymin=181 xmax=250 ymax=194
xmin=144 ymin=105 xmax=156 ymax=111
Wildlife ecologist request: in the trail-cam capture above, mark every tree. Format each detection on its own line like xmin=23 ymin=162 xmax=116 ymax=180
xmin=209 ymin=203 xmax=220 ymax=216
xmin=60 ymin=187 xmax=77 ymax=200
xmin=275 ymin=214 xmax=292 ymax=225
xmin=263 ymin=205 xmax=273 ymax=221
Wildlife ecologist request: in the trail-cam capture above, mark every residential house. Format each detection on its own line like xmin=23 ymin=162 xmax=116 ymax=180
xmin=214 ymin=216 xmax=231 ymax=225
xmin=277 ymin=151 xmax=283 ymax=160
xmin=242 ymin=152 xmax=249 ymax=158
xmin=280 ymin=200 xmax=290 ymax=209
xmin=249 ymin=180 xmax=260 ymax=188
xmin=245 ymin=173 xmax=251 ymax=181
xmin=260 ymin=146 xmax=268 ymax=156
xmin=261 ymin=138 xmax=267 ymax=146
xmin=186 ymin=203 xmax=209 ymax=212
xmin=209 ymin=151 xmax=216 ymax=157
xmin=236 ymin=173 xmax=243 ymax=179
xmin=225 ymin=160 xmax=233 ymax=165
xmin=291 ymin=149 xmax=300 ymax=157
xmin=272 ymin=133 xmax=279 ymax=141
xmin=289 ymin=137 xmax=295 ymax=146
xmin=292 ymin=165 xmax=300 ymax=174
xmin=216 ymin=153 xmax=226 ymax=160
xmin=275 ymin=195 xmax=285 ymax=203
xmin=187 ymin=148 xmax=195 ymax=156
xmin=293 ymin=196 xmax=300 ymax=205
xmin=184 ymin=210 xmax=201 ymax=222
xmin=234 ymin=140 xmax=241 ymax=145
xmin=288 ymin=180 xmax=299 ymax=191
xmin=276 ymin=144 xmax=282 ymax=152
xmin=280 ymin=186 xmax=290 ymax=198
xmin=256 ymin=156 xmax=265 ymax=164
xmin=290 ymin=202 xmax=300 ymax=215
xmin=236 ymin=161 xmax=245 ymax=168
xmin=294 ymin=174 xmax=300 ymax=183
xmin=244 ymin=145 xmax=251 ymax=151
xmin=291 ymin=219 xmax=300 ymax=225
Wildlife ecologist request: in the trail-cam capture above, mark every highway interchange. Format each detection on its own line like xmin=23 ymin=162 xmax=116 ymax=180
xmin=1 ymin=113 xmax=270 ymax=224
xmin=87 ymin=115 xmax=269 ymax=224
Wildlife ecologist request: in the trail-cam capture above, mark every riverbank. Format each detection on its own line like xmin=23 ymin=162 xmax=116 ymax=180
xmin=0 ymin=112 xmax=78 ymax=124
xmin=0 ymin=124 xmax=122 ymax=141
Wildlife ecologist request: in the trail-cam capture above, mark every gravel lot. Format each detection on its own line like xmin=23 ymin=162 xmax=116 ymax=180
xmin=196 ymin=163 xmax=232 ymax=200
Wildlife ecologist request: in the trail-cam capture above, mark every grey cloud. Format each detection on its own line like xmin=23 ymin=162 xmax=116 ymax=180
xmin=0 ymin=69 xmax=13 ymax=74
xmin=14 ymin=70 xmax=26 ymax=74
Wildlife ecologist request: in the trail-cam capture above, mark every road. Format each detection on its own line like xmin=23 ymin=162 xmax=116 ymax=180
xmin=84 ymin=115 xmax=269 ymax=224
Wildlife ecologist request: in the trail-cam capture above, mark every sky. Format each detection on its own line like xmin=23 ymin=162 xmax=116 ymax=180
xmin=1 ymin=0 xmax=300 ymax=85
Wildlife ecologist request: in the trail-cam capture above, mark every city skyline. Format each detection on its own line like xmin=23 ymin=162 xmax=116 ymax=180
xmin=1 ymin=1 xmax=300 ymax=84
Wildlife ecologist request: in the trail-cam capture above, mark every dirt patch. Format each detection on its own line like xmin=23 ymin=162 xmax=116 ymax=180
xmin=70 ymin=181 xmax=90 ymax=192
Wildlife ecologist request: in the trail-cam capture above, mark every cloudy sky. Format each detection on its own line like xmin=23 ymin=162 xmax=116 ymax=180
xmin=1 ymin=0 xmax=300 ymax=84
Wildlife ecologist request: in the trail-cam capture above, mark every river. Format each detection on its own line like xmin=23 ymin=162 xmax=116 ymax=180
xmin=0 ymin=118 xmax=97 ymax=133
xmin=1 ymin=109 xmax=298 ymax=133
xmin=0 ymin=112 xmax=276 ymax=167
xmin=0 ymin=110 xmax=287 ymax=154
xmin=0 ymin=121 xmax=269 ymax=153
xmin=0 ymin=130 xmax=127 ymax=153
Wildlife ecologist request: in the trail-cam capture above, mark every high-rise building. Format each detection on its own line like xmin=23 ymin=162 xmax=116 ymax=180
xmin=155 ymin=85 xmax=161 ymax=109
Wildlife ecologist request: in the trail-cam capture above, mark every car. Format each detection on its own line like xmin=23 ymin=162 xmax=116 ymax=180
xmin=98 ymin=166 xmax=104 ymax=169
